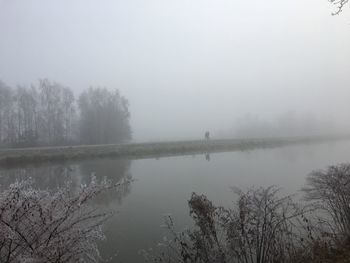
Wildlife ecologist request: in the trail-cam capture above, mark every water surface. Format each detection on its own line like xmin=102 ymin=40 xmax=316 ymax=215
xmin=1 ymin=141 xmax=350 ymax=262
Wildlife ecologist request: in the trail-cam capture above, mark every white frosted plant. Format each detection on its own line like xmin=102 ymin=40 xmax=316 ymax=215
xmin=0 ymin=176 xmax=127 ymax=263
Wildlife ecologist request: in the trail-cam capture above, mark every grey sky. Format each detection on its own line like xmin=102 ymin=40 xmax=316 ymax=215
xmin=0 ymin=0 xmax=350 ymax=141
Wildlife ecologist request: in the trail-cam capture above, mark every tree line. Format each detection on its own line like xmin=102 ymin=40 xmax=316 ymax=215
xmin=0 ymin=79 xmax=131 ymax=148
xmin=232 ymin=113 xmax=337 ymax=139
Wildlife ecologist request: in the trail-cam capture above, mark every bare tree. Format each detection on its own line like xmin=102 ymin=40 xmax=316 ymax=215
xmin=61 ymin=87 xmax=76 ymax=143
xmin=14 ymin=86 xmax=39 ymax=146
xmin=0 ymin=81 xmax=13 ymax=146
xmin=78 ymin=87 xmax=131 ymax=145
xmin=38 ymin=79 xmax=66 ymax=145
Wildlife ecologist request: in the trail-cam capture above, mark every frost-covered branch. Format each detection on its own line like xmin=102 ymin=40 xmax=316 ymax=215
xmin=0 ymin=176 xmax=129 ymax=263
xmin=329 ymin=0 xmax=349 ymax=15
xmin=143 ymin=187 xmax=310 ymax=263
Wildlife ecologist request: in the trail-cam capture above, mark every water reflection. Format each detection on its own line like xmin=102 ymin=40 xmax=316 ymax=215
xmin=0 ymin=158 xmax=132 ymax=205
xmin=79 ymin=159 xmax=132 ymax=205
xmin=205 ymin=153 xmax=211 ymax=161
xmin=0 ymin=165 xmax=75 ymax=190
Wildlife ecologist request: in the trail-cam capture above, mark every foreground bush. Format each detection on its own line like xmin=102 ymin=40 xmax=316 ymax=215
xmin=304 ymin=163 xmax=350 ymax=238
xmin=146 ymin=163 xmax=350 ymax=263
xmin=143 ymin=187 xmax=312 ymax=263
xmin=0 ymin=176 xmax=127 ymax=263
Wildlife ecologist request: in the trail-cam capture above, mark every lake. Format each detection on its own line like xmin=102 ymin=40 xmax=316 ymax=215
xmin=1 ymin=140 xmax=350 ymax=262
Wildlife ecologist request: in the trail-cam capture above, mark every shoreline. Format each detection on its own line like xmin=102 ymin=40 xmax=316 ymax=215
xmin=0 ymin=135 xmax=349 ymax=166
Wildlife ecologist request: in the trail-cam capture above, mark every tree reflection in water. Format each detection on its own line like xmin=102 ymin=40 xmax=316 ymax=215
xmin=0 ymin=158 xmax=133 ymax=206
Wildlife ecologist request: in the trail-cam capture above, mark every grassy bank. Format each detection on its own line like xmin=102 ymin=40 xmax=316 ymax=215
xmin=1 ymin=135 xmax=350 ymax=166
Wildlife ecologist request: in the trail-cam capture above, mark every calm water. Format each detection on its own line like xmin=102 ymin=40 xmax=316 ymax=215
xmin=1 ymin=141 xmax=350 ymax=262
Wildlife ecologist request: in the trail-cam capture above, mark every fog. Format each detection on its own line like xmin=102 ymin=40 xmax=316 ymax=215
xmin=1 ymin=0 xmax=350 ymax=141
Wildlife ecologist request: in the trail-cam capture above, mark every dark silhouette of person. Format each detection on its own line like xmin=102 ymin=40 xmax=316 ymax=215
xmin=205 ymin=131 xmax=210 ymax=140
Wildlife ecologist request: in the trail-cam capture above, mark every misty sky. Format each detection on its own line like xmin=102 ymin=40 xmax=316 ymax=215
xmin=0 ymin=0 xmax=350 ymax=141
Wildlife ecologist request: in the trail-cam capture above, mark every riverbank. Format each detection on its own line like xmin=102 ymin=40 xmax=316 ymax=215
xmin=0 ymin=135 xmax=349 ymax=166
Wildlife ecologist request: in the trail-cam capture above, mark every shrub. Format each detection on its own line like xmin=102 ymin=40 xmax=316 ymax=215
xmin=0 ymin=176 xmax=128 ymax=263
xmin=303 ymin=163 xmax=350 ymax=239
xmin=144 ymin=186 xmax=310 ymax=263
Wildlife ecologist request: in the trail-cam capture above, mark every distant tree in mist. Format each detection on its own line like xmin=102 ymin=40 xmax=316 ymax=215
xmin=232 ymin=113 xmax=337 ymax=139
xmin=0 ymin=80 xmax=131 ymax=148
xmin=15 ymin=85 xmax=39 ymax=145
xmin=0 ymin=79 xmax=76 ymax=147
xmin=78 ymin=87 xmax=131 ymax=145
xmin=37 ymin=79 xmax=76 ymax=145
xmin=0 ymin=81 xmax=13 ymax=145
